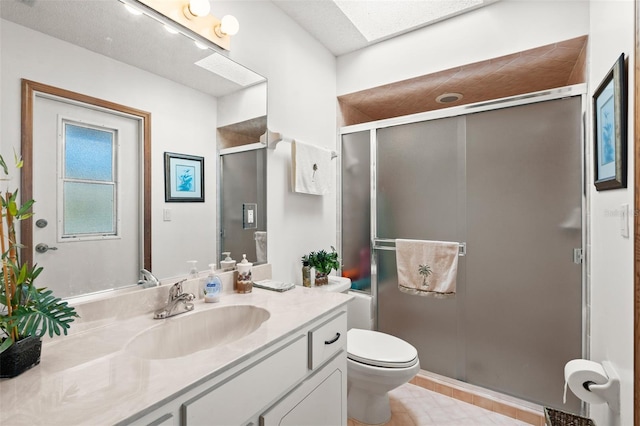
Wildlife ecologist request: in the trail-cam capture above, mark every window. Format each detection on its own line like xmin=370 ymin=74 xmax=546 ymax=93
xmin=61 ymin=121 xmax=117 ymax=238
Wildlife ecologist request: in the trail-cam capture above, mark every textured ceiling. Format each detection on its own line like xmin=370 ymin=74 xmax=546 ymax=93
xmin=338 ymin=36 xmax=588 ymax=126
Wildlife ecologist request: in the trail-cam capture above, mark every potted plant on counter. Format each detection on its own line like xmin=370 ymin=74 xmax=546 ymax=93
xmin=307 ymin=247 xmax=341 ymax=286
xmin=0 ymin=153 xmax=78 ymax=378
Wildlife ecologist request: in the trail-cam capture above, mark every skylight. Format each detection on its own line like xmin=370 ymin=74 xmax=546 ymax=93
xmin=333 ymin=0 xmax=489 ymax=42
xmin=195 ymin=53 xmax=266 ymax=87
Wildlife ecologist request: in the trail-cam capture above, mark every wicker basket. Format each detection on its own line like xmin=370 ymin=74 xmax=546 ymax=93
xmin=544 ymin=408 xmax=596 ymax=426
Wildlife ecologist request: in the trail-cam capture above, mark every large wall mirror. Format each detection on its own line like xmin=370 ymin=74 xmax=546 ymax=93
xmin=0 ymin=0 xmax=267 ymax=299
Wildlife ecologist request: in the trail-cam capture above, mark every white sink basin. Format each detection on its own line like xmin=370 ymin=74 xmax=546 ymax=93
xmin=126 ymin=305 xmax=270 ymax=359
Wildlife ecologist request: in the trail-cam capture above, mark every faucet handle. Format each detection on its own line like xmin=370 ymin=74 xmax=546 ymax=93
xmin=168 ymin=279 xmax=187 ymax=300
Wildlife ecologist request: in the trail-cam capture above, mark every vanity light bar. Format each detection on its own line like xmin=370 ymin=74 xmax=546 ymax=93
xmin=118 ymin=0 xmax=226 ymax=52
xmin=135 ymin=0 xmax=233 ymax=51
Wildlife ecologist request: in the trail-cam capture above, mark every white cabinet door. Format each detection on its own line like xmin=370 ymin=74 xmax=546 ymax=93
xmin=183 ymin=335 xmax=308 ymax=426
xmin=261 ymin=351 xmax=347 ymax=426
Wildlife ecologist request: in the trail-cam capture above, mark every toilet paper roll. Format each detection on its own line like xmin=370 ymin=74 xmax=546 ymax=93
xmin=564 ymin=359 xmax=608 ymax=404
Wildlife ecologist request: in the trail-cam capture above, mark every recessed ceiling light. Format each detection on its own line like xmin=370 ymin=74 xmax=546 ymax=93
xmin=164 ymin=25 xmax=179 ymax=35
xmin=194 ymin=40 xmax=209 ymax=50
xmin=436 ymin=93 xmax=463 ymax=104
xmin=124 ymin=4 xmax=143 ymax=16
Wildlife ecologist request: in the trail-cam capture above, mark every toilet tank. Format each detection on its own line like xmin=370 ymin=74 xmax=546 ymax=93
xmin=327 ymin=276 xmax=373 ymax=331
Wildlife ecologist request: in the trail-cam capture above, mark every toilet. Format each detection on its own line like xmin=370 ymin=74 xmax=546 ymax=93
xmin=323 ymin=277 xmax=420 ymax=425
xmin=346 ymin=329 xmax=420 ymax=424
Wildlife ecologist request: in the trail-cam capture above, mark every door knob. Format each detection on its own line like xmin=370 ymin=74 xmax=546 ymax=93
xmin=35 ymin=243 xmax=58 ymax=253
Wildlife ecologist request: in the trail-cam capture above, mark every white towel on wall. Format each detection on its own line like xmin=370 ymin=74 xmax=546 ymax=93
xmin=396 ymin=239 xmax=459 ymax=298
xmin=254 ymin=231 xmax=267 ymax=263
xmin=291 ymin=140 xmax=332 ymax=195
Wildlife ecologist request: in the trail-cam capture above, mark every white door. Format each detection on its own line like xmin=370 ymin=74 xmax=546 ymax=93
xmin=32 ymin=94 xmax=141 ymax=298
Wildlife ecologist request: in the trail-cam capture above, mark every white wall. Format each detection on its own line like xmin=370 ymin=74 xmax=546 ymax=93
xmin=0 ymin=20 xmax=218 ymax=282
xmin=337 ymin=0 xmax=589 ymax=95
xmin=217 ymin=81 xmax=267 ymax=127
xmin=587 ymin=1 xmax=635 ymax=425
xmin=214 ymin=0 xmax=338 ymax=283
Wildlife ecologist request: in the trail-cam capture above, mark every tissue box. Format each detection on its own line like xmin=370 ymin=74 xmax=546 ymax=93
xmin=544 ymin=408 xmax=596 ymax=426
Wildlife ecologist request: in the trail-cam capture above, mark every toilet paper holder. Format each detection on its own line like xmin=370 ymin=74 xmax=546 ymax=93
xmin=566 ymin=360 xmax=620 ymax=414
xmin=587 ymin=361 xmax=620 ymax=414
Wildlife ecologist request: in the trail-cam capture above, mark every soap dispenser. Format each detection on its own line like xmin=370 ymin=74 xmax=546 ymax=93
xmin=220 ymin=252 xmax=236 ymax=271
xmin=204 ymin=263 xmax=222 ymax=303
xmin=236 ymin=254 xmax=253 ymax=293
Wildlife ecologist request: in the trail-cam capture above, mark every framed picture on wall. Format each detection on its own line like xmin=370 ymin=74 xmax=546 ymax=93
xmin=164 ymin=152 xmax=204 ymax=202
xmin=593 ymin=53 xmax=627 ymax=191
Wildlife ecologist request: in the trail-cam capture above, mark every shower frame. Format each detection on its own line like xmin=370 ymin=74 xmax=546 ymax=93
xmin=337 ymin=83 xmax=589 ymax=404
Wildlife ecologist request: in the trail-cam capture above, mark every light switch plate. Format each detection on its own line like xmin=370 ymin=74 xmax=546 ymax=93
xmin=163 ymin=208 xmax=172 ymax=222
xmin=620 ymin=203 xmax=629 ymax=238
xmin=243 ymin=203 xmax=257 ymax=229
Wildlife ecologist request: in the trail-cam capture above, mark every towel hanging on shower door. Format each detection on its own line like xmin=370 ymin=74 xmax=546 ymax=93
xmin=396 ymin=239 xmax=459 ymax=298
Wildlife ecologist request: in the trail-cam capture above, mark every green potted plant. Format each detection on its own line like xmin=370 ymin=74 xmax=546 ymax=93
xmin=307 ymin=247 xmax=341 ymax=286
xmin=0 ymin=153 xmax=78 ymax=378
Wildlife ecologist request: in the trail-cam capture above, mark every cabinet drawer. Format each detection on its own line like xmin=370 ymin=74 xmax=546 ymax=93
xmin=308 ymin=311 xmax=347 ymax=370
xmin=182 ymin=335 xmax=308 ymax=426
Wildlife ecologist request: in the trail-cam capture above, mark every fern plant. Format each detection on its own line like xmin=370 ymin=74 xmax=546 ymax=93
xmin=307 ymin=246 xmax=341 ymax=275
xmin=0 ymin=153 xmax=77 ymax=354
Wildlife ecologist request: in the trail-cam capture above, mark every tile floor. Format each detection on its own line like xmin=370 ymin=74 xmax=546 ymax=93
xmin=347 ymin=383 xmax=531 ymax=426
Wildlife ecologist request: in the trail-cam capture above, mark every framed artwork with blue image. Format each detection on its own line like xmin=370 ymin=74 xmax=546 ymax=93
xmin=593 ymin=53 xmax=627 ymax=191
xmin=164 ymin=152 xmax=204 ymax=202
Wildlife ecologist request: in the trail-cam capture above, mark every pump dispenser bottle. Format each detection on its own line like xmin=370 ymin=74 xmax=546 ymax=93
xmin=220 ymin=252 xmax=236 ymax=271
xmin=204 ymin=263 xmax=222 ymax=302
xmin=236 ymin=254 xmax=253 ymax=293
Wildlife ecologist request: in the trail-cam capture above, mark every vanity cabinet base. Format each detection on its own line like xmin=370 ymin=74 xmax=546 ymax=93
xmin=122 ymin=308 xmax=347 ymax=426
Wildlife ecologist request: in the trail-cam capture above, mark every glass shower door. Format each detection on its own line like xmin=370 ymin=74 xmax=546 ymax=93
xmin=376 ymin=116 xmax=466 ymax=379
xmin=341 ymin=131 xmax=372 ymax=292
xmin=219 ymin=149 xmax=267 ymax=264
xmin=372 ymin=96 xmax=583 ymax=410
xmin=464 ymin=97 xmax=583 ymax=410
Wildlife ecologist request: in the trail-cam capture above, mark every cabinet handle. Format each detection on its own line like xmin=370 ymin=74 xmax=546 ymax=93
xmin=325 ymin=332 xmax=341 ymax=345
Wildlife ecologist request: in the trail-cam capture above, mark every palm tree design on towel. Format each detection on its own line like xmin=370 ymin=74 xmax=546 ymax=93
xmin=418 ymin=264 xmax=432 ymax=289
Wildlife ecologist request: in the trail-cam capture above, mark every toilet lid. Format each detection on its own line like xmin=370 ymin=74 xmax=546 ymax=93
xmin=347 ymin=329 xmax=418 ymax=368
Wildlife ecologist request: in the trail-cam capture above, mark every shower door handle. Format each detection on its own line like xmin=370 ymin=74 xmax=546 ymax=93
xmin=325 ymin=333 xmax=341 ymax=345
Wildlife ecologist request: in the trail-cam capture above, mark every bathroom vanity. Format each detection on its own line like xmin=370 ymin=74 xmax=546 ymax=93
xmin=0 ymin=267 xmax=352 ymax=426
xmin=126 ymin=307 xmax=348 ymax=426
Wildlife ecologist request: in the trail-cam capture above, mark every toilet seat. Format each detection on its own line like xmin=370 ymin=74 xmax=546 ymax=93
xmin=347 ymin=329 xmax=418 ymax=368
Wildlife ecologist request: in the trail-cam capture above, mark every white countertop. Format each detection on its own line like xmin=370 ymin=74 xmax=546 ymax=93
xmin=0 ymin=285 xmax=352 ymax=425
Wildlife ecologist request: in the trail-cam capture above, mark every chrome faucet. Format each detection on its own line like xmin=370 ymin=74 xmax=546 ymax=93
xmin=138 ymin=268 xmax=160 ymax=288
xmin=154 ymin=279 xmax=195 ymax=319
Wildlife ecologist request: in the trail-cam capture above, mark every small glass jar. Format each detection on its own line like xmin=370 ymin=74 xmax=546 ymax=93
xmin=302 ymin=261 xmax=311 ymax=287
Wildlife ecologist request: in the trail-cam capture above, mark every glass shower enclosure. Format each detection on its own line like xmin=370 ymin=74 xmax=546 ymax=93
xmin=219 ymin=147 xmax=267 ymax=265
xmin=340 ymin=88 xmax=585 ymax=411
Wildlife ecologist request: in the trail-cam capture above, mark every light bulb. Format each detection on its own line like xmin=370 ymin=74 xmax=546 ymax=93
xmin=220 ymin=15 xmax=239 ymax=36
xmin=214 ymin=15 xmax=239 ymax=38
xmin=187 ymin=0 xmax=210 ymax=17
